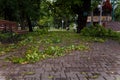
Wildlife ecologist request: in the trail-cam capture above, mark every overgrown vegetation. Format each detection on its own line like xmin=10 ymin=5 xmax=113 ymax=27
xmin=0 ymin=32 xmax=21 ymax=43
xmin=1 ymin=30 xmax=90 ymax=64
xmin=0 ymin=29 xmax=48 ymax=56
xmin=12 ymin=44 xmax=88 ymax=63
xmin=1 ymin=25 xmax=120 ymax=64
xmin=81 ymin=24 xmax=120 ymax=40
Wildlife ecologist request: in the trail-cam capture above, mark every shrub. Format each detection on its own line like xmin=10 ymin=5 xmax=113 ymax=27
xmin=34 ymin=28 xmax=48 ymax=34
xmin=81 ymin=24 xmax=119 ymax=38
xmin=0 ymin=32 xmax=21 ymax=43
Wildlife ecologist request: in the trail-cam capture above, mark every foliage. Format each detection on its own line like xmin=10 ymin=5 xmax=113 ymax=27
xmin=115 ymin=1 xmax=120 ymax=21
xmin=51 ymin=37 xmax=61 ymax=43
xmin=0 ymin=43 xmax=18 ymax=56
xmin=0 ymin=0 xmax=39 ymax=20
xmin=115 ymin=8 xmax=120 ymax=21
xmin=2 ymin=31 xmax=89 ymax=64
xmin=34 ymin=28 xmax=49 ymax=34
xmin=51 ymin=0 xmax=92 ymax=32
xmin=0 ymin=0 xmax=41 ymax=31
xmin=79 ymin=35 xmax=106 ymax=43
xmin=91 ymin=0 xmax=99 ymax=10
xmin=9 ymin=44 xmax=89 ymax=64
xmin=0 ymin=32 xmax=21 ymax=43
xmin=25 ymin=46 xmax=41 ymax=63
xmin=81 ymin=24 xmax=120 ymax=39
xmin=38 ymin=0 xmax=54 ymax=27
xmin=44 ymin=46 xmax=64 ymax=56
xmin=0 ymin=29 xmax=48 ymax=56
xmin=46 ymin=0 xmax=76 ymax=29
xmin=66 ymin=44 xmax=89 ymax=52
xmin=3 ymin=28 xmax=120 ymax=64
xmin=38 ymin=16 xmax=53 ymax=27
xmin=3 ymin=29 xmax=120 ymax=64
xmin=0 ymin=0 xmax=18 ymax=20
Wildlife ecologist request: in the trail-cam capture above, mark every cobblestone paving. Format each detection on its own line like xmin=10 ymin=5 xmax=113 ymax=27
xmin=106 ymin=22 xmax=120 ymax=31
xmin=0 ymin=40 xmax=120 ymax=80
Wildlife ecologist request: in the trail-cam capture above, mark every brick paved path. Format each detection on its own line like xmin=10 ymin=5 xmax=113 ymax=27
xmin=106 ymin=21 xmax=120 ymax=31
xmin=0 ymin=40 xmax=120 ymax=80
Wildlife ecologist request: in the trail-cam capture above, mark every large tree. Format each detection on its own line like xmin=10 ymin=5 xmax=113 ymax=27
xmin=75 ymin=0 xmax=91 ymax=33
xmin=47 ymin=0 xmax=75 ymax=29
xmin=52 ymin=0 xmax=91 ymax=33
xmin=0 ymin=0 xmax=41 ymax=32
xmin=0 ymin=0 xmax=18 ymax=21
xmin=17 ymin=0 xmax=41 ymax=32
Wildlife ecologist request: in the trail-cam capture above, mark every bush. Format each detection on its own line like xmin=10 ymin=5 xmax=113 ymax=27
xmin=81 ymin=24 xmax=120 ymax=38
xmin=34 ymin=28 xmax=48 ymax=34
xmin=0 ymin=32 xmax=21 ymax=43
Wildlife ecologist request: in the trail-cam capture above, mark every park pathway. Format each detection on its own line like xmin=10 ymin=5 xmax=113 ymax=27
xmin=0 ymin=40 xmax=120 ymax=80
xmin=0 ymin=21 xmax=120 ymax=80
xmin=106 ymin=21 xmax=120 ymax=31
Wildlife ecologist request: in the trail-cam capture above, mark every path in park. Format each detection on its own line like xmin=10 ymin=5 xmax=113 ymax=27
xmin=0 ymin=21 xmax=120 ymax=80
xmin=106 ymin=21 xmax=120 ymax=31
xmin=0 ymin=40 xmax=120 ymax=80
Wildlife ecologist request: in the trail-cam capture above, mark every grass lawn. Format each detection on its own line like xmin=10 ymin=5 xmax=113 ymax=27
xmin=0 ymin=30 xmax=106 ymax=64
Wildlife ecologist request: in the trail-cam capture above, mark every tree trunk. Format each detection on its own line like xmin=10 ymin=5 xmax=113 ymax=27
xmin=76 ymin=0 xmax=91 ymax=33
xmin=27 ymin=16 xmax=33 ymax=32
xmin=91 ymin=10 xmax=94 ymax=25
xmin=20 ymin=18 xmax=26 ymax=30
xmin=4 ymin=11 xmax=7 ymax=20
xmin=4 ymin=7 xmax=8 ymax=20
xmin=77 ymin=13 xmax=88 ymax=33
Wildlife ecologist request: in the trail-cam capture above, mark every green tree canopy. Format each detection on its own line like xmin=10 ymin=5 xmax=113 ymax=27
xmin=0 ymin=0 xmax=41 ymax=32
xmin=115 ymin=1 xmax=120 ymax=21
xmin=52 ymin=0 xmax=91 ymax=33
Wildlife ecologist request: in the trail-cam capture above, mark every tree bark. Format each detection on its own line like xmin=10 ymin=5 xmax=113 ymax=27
xmin=27 ymin=16 xmax=33 ymax=32
xmin=76 ymin=0 xmax=91 ymax=33
xmin=77 ymin=13 xmax=88 ymax=33
xmin=91 ymin=10 xmax=94 ymax=25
